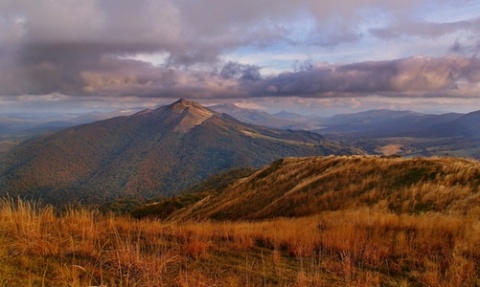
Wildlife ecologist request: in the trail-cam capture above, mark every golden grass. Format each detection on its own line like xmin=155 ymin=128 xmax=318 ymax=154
xmin=1 ymin=197 xmax=479 ymax=286
xmin=166 ymin=156 xmax=480 ymax=221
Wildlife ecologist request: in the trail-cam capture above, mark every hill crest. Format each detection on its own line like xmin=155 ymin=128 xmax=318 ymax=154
xmin=151 ymin=155 xmax=480 ymax=221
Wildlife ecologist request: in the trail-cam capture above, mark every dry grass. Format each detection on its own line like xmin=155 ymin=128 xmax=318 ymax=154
xmin=168 ymin=156 xmax=480 ymax=220
xmin=1 ymin=197 xmax=479 ymax=286
xmin=3 ymin=156 xmax=480 ymax=286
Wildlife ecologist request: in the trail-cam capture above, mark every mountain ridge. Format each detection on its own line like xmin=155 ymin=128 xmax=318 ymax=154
xmin=0 ymin=99 xmax=360 ymax=205
xmin=426 ymin=110 xmax=480 ymax=138
xmin=139 ymin=155 xmax=480 ymax=221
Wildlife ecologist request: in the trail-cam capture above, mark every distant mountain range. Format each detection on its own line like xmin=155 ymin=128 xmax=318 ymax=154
xmin=315 ymin=109 xmax=465 ymax=137
xmin=2 ymin=101 xmax=480 ymax=159
xmin=208 ymin=103 xmax=321 ymax=130
xmin=0 ymin=109 xmax=140 ymax=138
xmin=207 ymin=104 xmax=480 ymax=158
xmin=2 ymin=103 xmax=478 ymax=143
xmin=0 ymin=99 xmax=359 ymax=205
xmin=209 ymin=104 xmax=480 ymax=142
xmin=426 ymin=110 xmax=480 ymax=138
xmin=315 ymin=109 xmax=480 ymax=158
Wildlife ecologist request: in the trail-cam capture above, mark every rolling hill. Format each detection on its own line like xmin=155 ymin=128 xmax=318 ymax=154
xmin=137 ymin=155 xmax=480 ymax=221
xmin=0 ymin=99 xmax=360 ymax=205
xmin=3 ymin=155 xmax=480 ymax=286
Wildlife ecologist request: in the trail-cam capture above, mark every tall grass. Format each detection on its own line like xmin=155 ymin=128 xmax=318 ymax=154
xmin=0 ymin=198 xmax=181 ymax=286
xmin=1 ymin=197 xmax=479 ymax=286
xmin=166 ymin=156 xmax=480 ymax=221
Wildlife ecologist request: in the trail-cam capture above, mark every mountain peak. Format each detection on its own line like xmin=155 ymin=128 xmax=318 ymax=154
xmin=174 ymin=98 xmax=192 ymax=105
xmin=167 ymin=99 xmax=215 ymax=133
xmin=172 ymin=98 xmax=201 ymax=108
xmin=0 ymin=97 xmax=359 ymax=205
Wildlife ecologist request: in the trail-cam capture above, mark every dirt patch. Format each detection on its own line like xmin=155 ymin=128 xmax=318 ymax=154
xmin=377 ymin=144 xmax=402 ymax=155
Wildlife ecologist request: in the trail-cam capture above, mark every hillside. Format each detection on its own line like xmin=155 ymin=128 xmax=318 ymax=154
xmin=143 ymin=156 xmax=480 ymax=221
xmin=3 ymin=157 xmax=480 ymax=286
xmin=0 ymin=99 xmax=360 ymax=205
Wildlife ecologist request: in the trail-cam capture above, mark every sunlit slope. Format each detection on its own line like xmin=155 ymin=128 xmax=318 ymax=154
xmin=166 ymin=156 xmax=480 ymax=220
xmin=0 ymin=99 xmax=359 ymax=205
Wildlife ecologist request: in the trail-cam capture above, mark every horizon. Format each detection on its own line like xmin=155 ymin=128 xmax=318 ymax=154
xmin=0 ymin=1 xmax=479 ymax=115
xmin=0 ymin=97 xmax=474 ymax=119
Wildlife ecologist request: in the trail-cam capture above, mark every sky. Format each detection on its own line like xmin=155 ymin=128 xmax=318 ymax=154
xmin=0 ymin=0 xmax=479 ymax=116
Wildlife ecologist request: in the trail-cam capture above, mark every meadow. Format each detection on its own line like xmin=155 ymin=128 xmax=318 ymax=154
xmin=1 ymin=197 xmax=479 ymax=286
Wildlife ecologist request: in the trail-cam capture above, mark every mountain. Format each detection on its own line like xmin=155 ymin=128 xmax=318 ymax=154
xmin=313 ymin=109 xmax=477 ymax=157
xmin=273 ymin=110 xmax=306 ymax=121
xmin=0 ymin=109 xmax=140 ymax=137
xmin=317 ymin=109 xmax=464 ymax=137
xmin=0 ymin=116 xmax=37 ymax=135
xmin=209 ymin=103 xmax=322 ymax=130
xmin=141 ymin=155 xmax=480 ymax=221
xmin=327 ymin=109 xmax=421 ymax=125
xmin=427 ymin=110 xmax=480 ymax=138
xmin=0 ymin=99 xmax=360 ymax=205
xmin=209 ymin=103 xmax=295 ymax=129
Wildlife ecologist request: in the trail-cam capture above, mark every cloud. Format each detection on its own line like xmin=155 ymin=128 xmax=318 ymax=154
xmin=370 ymin=17 xmax=480 ymax=39
xmin=220 ymin=62 xmax=261 ymax=82
xmin=0 ymin=0 xmax=438 ymax=61
xmin=251 ymin=56 xmax=480 ymax=98
xmin=0 ymin=0 xmax=479 ymax=103
xmin=77 ymin=56 xmax=480 ymax=100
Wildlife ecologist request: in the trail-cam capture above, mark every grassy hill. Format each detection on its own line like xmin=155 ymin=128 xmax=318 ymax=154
xmin=1 ymin=156 xmax=480 ymax=286
xmin=135 ymin=155 xmax=480 ymax=221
